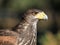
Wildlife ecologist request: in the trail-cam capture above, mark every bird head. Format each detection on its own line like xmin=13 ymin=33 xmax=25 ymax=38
xmin=26 ymin=9 xmax=48 ymax=20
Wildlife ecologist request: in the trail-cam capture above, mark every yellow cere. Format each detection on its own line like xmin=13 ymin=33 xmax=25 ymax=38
xmin=35 ymin=12 xmax=47 ymax=19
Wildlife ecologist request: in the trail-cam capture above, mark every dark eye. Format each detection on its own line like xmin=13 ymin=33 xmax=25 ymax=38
xmin=35 ymin=12 xmax=38 ymax=14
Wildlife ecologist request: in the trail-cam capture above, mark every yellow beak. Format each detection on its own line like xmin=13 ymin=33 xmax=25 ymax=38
xmin=35 ymin=12 xmax=48 ymax=20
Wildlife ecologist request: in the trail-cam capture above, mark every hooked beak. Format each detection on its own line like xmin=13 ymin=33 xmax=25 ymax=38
xmin=35 ymin=12 xmax=48 ymax=20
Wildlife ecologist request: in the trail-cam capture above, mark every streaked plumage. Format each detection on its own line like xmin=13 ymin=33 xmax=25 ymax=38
xmin=0 ymin=9 xmax=48 ymax=45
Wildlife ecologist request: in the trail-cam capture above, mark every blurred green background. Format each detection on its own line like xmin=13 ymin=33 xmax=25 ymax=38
xmin=0 ymin=0 xmax=60 ymax=45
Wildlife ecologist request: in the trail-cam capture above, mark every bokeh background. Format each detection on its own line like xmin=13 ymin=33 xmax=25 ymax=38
xmin=0 ymin=0 xmax=60 ymax=45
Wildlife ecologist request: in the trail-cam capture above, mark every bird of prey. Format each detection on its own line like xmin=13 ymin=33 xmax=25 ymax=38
xmin=0 ymin=9 xmax=48 ymax=45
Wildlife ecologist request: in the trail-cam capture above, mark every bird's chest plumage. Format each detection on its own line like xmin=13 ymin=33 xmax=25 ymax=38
xmin=0 ymin=23 xmax=37 ymax=45
xmin=16 ymin=21 xmax=37 ymax=45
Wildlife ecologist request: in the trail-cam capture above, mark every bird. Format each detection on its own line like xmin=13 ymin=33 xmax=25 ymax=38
xmin=0 ymin=9 xmax=48 ymax=45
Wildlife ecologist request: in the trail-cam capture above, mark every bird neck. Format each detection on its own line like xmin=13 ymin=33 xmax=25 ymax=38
xmin=24 ymin=15 xmax=38 ymax=32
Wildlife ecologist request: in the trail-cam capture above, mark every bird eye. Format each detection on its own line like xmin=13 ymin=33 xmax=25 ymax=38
xmin=35 ymin=12 xmax=38 ymax=14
